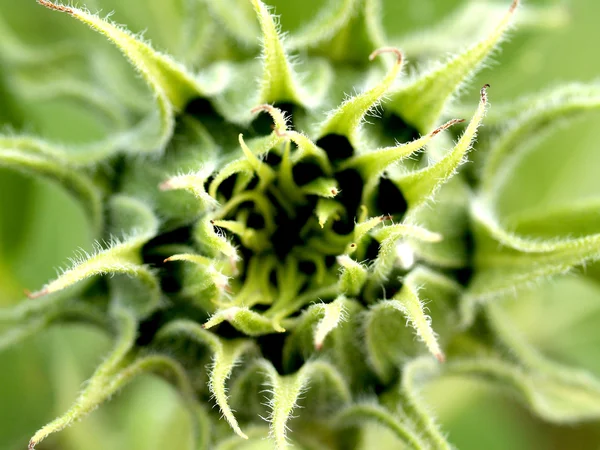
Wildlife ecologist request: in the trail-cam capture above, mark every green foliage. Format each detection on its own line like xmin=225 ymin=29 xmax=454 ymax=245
xmin=1 ymin=0 xmax=600 ymax=449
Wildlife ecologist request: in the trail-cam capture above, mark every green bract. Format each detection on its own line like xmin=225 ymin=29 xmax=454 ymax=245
xmin=1 ymin=0 xmax=599 ymax=449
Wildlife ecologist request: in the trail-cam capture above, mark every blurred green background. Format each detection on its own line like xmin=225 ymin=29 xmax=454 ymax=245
xmin=1 ymin=0 xmax=599 ymax=449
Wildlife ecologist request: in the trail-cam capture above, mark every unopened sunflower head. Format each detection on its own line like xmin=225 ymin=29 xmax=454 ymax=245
xmin=1 ymin=0 xmax=600 ymax=449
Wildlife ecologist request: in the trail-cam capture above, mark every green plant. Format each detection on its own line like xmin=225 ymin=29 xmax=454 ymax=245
xmin=1 ymin=0 xmax=600 ymax=448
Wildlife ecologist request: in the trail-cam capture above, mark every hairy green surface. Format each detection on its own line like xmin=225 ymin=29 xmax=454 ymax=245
xmin=1 ymin=0 xmax=600 ymax=449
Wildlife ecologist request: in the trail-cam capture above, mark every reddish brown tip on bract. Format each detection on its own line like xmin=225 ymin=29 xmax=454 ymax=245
xmin=369 ymin=47 xmax=403 ymax=65
xmin=431 ymin=118 xmax=466 ymax=136
xmin=158 ymin=180 xmax=172 ymax=191
xmin=481 ymin=84 xmax=490 ymax=103
xmin=436 ymin=353 xmax=446 ymax=363
xmin=251 ymin=104 xmax=287 ymax=136
xmin=37 ymin=0 xmax=74 ymax=14
xmin=25 ymin=288 xmax=48 ymax=299
xmin=251 ymin=104 xmax=274 ymax=114
xmin=510 ymin=0 xmax=520 ymax=13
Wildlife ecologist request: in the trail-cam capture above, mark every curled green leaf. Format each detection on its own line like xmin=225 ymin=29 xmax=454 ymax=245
xmin=370 ymin=223 xmax=442 ymax=279
xmin=317 ymin=47 xmax=403 ymax=146
xmin=287 ymin=0 xmax=360 ymax=50
xmin=399 ymin=358 xmax=453 ymax=450
xmin=446 ymin=356 xmax=600 ymax=423
xmin=260 ymin=359 xmax=351 ymax=449
xmin=398 ymin=84 xmax=489 ymax=207
xmin=334 ymin=402 xmax=424 ymax=449
xmin=25 ymin=197 xmax=160 ymax=317
xmin=480 ymin=82 xmax=600 ymax=194
xmin=251 ymin=0 xmax=330 ymax=108
xmin=343 ymin=118 xmax=463 ymax=183
xmin=204 ymin=306 xmax=286 ymax=335
xmin=313 ymin=296 xmax=348 ymax=350
xmin=0 ymin=148 xmax=103 ymax=233
xmin=160 ymin=166 xmax=219 ymax=211
xmin=38 ymin=0 xmax=229 ymax=153
xmin=156 ymin=320 xmax=257 ymax=439
xmin=388 ymin=1 xmax=515 ymax=132
xmin=397 ymin=1 xmax=566 ymax=57
xmin=462 ymin=198 xmax=600 ymax=318
xmin=29 ymin=307 xmax=136 ymax=449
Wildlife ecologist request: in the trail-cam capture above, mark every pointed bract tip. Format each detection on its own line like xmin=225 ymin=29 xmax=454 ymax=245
xmin=481 ymin=84 xmax=490 ymax=103
xmin=25 ymin=288 xmax=48 ymax=299
xmin=435 ymin=353 xmax=446 ymax=363
xmin=229 ymin=256 xmax=240 ymax=275
xmin=431 ymin=118 xmax=466 ymax=136
xmin=29 ymin=439 xmax=36 ymax=450
xmin=369 ymin=47 xmax=403 ymax=65
xmin=251 ymin=104 xmax=274 ymax=114
xmin=251 ymin=104 xmax=288 ymax=136
xmin=315 ymin=341 xmax=324 ymax=351
xmin=37 ymin=0 xmax=73 ymax=14
xmin=158 ymin=180 xmax=173 ymax=191
xmin=510 ymin=0 xmax=520 ymax=13
xmin=273 ymin=322 xmax=286 ymax=333
xmin=271 ymin=122 xmax=289 ymax=137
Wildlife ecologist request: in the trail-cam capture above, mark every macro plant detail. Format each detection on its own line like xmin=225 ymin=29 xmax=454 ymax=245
xmin=1 ymin=0 xmax=600 ymax=448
